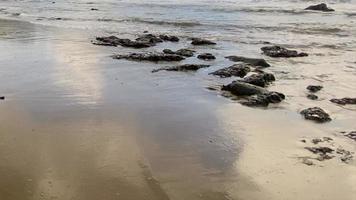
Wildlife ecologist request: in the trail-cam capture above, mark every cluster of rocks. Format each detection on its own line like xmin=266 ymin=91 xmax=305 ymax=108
xmin=300 ymin=137 xmax=354 ymax=166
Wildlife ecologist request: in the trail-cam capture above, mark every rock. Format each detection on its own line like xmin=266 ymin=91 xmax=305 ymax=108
xmin=152 ymin=64 xmax=210 ymax=73
xmin=0 ymin=96 xmax=4 ymax=100
xmin=197 ymin=53 xmax=216 ymax=60
xmin=135 ymin=34 xmax=163 ymax=44
xmin=305 ymin=146 xmax=334 ymax=154
xmin=210 ymin=64 xmax=251 ymax=78
xmin=300 ymin=107 xmax=331 ymax=123
xmin=337 ymin=148 xmax=353 ymax=163
xmin=261 ymin=46 xmax=308 ymax=58
xmin=302 ymin=158 xmax=314 ymax=166
xmin=307 ymin=85 xmax=323 ymax=93
xmin=191 ymin=38 xmax=216 ymax=45
xmin=311 ymin=138 xmax=323 ymax=144
xmin=330 ymin=98 xmax=356 ymax=105
xmin=240 ymin=92 xmax=285 ymax=107
xmin=241 ymin=72 xmax=275 ymax=87
xmin=345 ymin=131 xmax=356 ymax=141
xmin=159 ymin=34 xmax=179 ymax=42
xmin=225 ymin=56 xmax=270 ymax=68
xmin=305 ymin=3 xmax=335 ymax=12
xmin=307 ymin=94 xmax=318 ymax=100
xmin=113 ymin=52 xmax=185 ymax=62
xmin=95 ymin=36 xmax=151 ymax=48
xmin=90 ymin=8 xmax=99 ymax=11
xmin=162 ymin=49 xmax=195 ymax=57
xmin=222 ymin=81 xmax=268 ymax=96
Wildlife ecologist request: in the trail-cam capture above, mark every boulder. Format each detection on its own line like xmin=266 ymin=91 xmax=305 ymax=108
xmin=191 ymin=38 xmax=216 ymax=45
xmin=261 ymin=46 xmax=308 ymax=58
xmin=113 ymin=52 xmax=185 ymax=62
xmin=305 ymin=3 xmax=335 ymax=12
xmin=225 ymin=56 xmax=270 ymax=68
xmin=152 ymin=64 xmax=210 ymax=73
xmin=222 ymin=81 xmax=268 ymax=96
xmin=210 ymin=64 xmax=251 ymax=78
xmin=300 ymin=107 xmax=331 ymax=123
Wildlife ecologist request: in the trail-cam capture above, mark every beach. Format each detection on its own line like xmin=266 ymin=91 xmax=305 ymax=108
xmin=0 ymin=1 xmax=356 ymax=199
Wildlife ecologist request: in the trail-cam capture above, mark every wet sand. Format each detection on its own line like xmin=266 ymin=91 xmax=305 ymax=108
xmin=0 ymin=18 xmax=356 ymax=200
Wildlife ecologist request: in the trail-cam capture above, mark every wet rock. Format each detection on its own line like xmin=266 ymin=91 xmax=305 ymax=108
xmin=113 ymin=52 xmax=185 ymax=62
xmin=159 ymin=34 xmax=179 ymax=42
xmin=311 ymin=138 xmax=323 ymax=144
xmin=163 ymin=49 xmax=195 ymax=57
xmin=240 ymin=92 xmax=285 ymax=107
xmin=152 ymin=64 xmax=210 ymax=73
xmin=305 ymin=146 xmax=334 ymax=155
xmin=241 ymin=72 xmax=275 ymax=87
xmin=307 ymin=94 xmax=318 ymax=100
xmin=191 ymin=38 xmax=216 ymax=45
xmin=300 ymin=107 xmax=331 ymax=123
xmin=330 ymin=98 xmax=356 ymax=105
xmin=222 ymin=81 xmax=268 ymax=96
xmin=210 ymin=64 xmax=250 ymax=78
xmin=95 ymin=36 xmax=151 ymax=48
xmin=90 ymin=8 xmax=99 ymax=11
xmin=135 ymin=34 xmax=163 ymax=44
xmin=0 ymin=96 xmax=5 ymax=100
xmin=345 ymin=131 xmax=356 ymax=141
xmin=261 ymin=46 xmax=308 ymax=58
xmin=305 ymin=3 xmax=335 ymax=12
xmin=197 ymin=53 xmax=216 ymax=60
xmin=307 ymin=85 xmax=323 ymax=93
xmin=225 ymin=56 xmax=270 ymax=68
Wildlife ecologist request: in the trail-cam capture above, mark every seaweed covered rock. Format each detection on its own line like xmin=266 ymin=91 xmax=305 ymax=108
xmin=225 ymin=56 xmax=270 ymax=68
xmin=113 ymin=52 xmax=185 ymax=62
xmin=261 ymin=46 xmax=308 ymax=58
xmin=152 ymin=64 xmax=210 ymax=73
xmin=305 ymin=3 xmax=335 ymax=12
xmin=330 ymin=98 xmax=356 ymax=105
xmin=300 ymin=107 xmax=331 ymax=123
xmin=191 ymin=38 xmax=216 ymax=45
xmin=198 ymin=53 xmax=216 ymax=60
xmin=210 ymin=64 xmax=251 ymax=78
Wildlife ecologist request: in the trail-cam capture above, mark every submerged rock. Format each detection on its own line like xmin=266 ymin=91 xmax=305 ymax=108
xmin=152 ymin=64 xmax=210 ymax=73
xmin=225 ymin=56 xmax=270 ymax=68
xmin=95 ymin=36 xmax=151 ymax=48
xmin=330 ymin=98 xmax=356 ymax=105
xmin=197 ymin=53 xmax=216 ymax=60
xmin=300 ymin=107 xmax=331 ymax=123
xmin=163 ymin=49 xmax=195 ymax=57
xmin=305 ymin=3 xmax=335 ymax=12
xmin=191 ymin=38 xmax=216 ymax=45
xmin=240 ymin=92 xmax=285 ymax=107
xmin=307 ymin=85 xmax=323 ymax=93
xmin=261 ymin=46 xmax=308 ymax=58
xmin=241 ymin=72 xmax=275 ymax=87
xmin=222 ymin=81 xmax=268 ymax=96
xmin=210 ymin=64 xmax=251 ymax=78
xmin=113 ymin=52 xmax=185 ymax=62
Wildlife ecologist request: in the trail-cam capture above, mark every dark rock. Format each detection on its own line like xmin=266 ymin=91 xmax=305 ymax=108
xmin=135 ymin=34 xmax=163 ymax=45
xmin=305 ymin=3 xmax=335 ymax=12
xmin=307 ymin=85 xmax=323 ymax=93
xmin=261 ymin=46 xmax=308 ymax=58
xmin=240 ymin=92 xmax=285 ymax=107
xmin=305 ymin=146 xmax=334 ymax=154
xmin=307 ymin=94 xmax=318 ymax=100
xmin=95 ymin=36 xmax=151 ymax=48
xmin=300 ymin=107 xmax=331 ymax=123
xmin=210 ymin=64 xmax=251 ymax=78
xmin=0 ymin=96 xmax=4 ymax=100
xmin=197 ymin=53 xmax=216 ymax=60
xmin=90 ymin=8 xmax=99 ymax=11
xmin=162 ymin=49 xmax=195 ymax=57
xmin=241 ymin=72 xmax=275 ymax=87
xmin=345 ymin=131 xmax=356 ymax=141
xmin=159 ymin=34 xmax=179 ymax=42
xmin=311 ymin=138 xmax=323 ymax=144
xmin=191 ymin=38 xmax=216 ymax=45
xmin=330 ymin=98 xmax=356 ymax=105
xmin=113 ymin=52 xmax=185 ymax=62
xmin=222 ymin=81 xmax=268 ymax=96
xmin=152 ymin=64 xmax=210 ymax=73
xmin=225 ymin=56 xmax=271 ymax=68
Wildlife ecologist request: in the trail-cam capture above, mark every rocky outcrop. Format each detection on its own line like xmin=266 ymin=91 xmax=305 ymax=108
xmin=113 ymin=52 xmax=185 ymax=62
xmin=305 ymin=3 xmax=335 ymax=12
xmin=261 ymin=46 xmax=308 ymax=58
xmin=210 ymin=64 xmax=251 ymax=78
xmin=152 ymin=64 xmax=210 ymax=73
xmin=300 ymin=107 xmax=331 ymax=123
xmin=225 ymin=56 xmax=270 ymax=68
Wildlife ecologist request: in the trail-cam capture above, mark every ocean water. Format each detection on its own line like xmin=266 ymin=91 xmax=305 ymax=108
xmin=1 ymin=0 xmax=356 ymax=49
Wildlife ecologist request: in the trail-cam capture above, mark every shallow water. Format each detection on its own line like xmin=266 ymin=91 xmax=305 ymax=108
xmin=0 ymin=1 xmax=356 ymax=200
